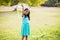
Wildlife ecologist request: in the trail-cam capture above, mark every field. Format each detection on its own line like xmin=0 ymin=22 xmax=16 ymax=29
xmin=0 ymin=7 xmax=60 ymax=40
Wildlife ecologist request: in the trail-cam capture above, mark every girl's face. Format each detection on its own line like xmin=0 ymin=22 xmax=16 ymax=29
xmin=24 ymin=9 xmax=29 ymax=15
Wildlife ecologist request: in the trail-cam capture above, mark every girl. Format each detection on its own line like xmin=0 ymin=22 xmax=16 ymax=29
xmin=21 ymin=4 xmax=30 ymax=40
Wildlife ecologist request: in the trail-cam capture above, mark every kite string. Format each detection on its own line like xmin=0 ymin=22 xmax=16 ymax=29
xmin=17 ymin=6 xmax=20 ymax=21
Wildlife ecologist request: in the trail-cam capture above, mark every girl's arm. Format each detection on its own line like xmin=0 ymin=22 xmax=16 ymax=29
xmin=21 ymin=4 xmax=24 ymax=17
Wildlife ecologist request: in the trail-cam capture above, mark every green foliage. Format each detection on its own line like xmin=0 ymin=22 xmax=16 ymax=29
xmin=19 ymin=0 xmax=47 ymax=6
xmin=0 ymin=0 xmax=47 ymax=6
xmin=47 ymin=0 xmax=58 ymax=7
xmin=0 ymin=0 xmax=19 ymax=6
xmin=0 ymin=0 xmax=59 ymax=7
xmin=30 ymin=0 xmax=47 ymax=6
xmin=42 ymin=0 xmax=59 ymax=7
xmin=0 ymin=0 xmax=11 ymax=6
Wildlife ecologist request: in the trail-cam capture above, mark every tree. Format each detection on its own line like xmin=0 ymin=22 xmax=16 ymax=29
xmin=19 ymin=0 xmax=47 ymax=6
xmin=41 ymin=0 xmax=59 ymax=7
xmin=0 ymin=0 xmax=11 ymax=6
xmin=0 ymin=0 xmax=47 ymax=6
xmin=29 ymin=0 xmax=47 ymax=6
xmin=0 ymin=0 xmax=19 ymax=6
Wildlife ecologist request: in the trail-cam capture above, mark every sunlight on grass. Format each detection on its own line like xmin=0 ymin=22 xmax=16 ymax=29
xmin=0 ymin=7 xmax=60 ymax=40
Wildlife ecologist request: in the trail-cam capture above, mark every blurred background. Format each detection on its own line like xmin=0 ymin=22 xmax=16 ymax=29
xmin=0 ymin=0 xmax=60 ymax=40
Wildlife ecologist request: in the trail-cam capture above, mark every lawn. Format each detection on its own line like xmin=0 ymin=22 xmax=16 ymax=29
xmin=0 ymin=7 xmax=60 ymax=40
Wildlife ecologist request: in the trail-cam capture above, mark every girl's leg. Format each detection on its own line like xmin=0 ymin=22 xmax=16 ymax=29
xmin=26 ymin=36 xmax=28 ymax=40
xmin=21 ymin=36 xmax=24 ymax=40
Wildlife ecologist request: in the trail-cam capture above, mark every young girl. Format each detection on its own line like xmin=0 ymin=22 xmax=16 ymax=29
xmin=21 ymin=4 xmax=30 ymax=40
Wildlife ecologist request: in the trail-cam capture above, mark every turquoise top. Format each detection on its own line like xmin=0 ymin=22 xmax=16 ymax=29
xmin=22 ymin=16 xmax=30 ymax=24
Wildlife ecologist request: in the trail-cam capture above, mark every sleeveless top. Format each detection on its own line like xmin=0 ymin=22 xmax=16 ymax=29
xmin=22 ymin=16 xmax=30 ymax=24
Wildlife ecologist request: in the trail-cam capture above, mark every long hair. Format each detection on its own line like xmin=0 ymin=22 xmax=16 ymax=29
xmin=24 ymin=8 xmax=30 ymax=20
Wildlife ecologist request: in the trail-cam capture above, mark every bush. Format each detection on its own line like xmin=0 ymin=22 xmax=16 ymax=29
xmin=41 ymin=0 xmax=60 ymax=7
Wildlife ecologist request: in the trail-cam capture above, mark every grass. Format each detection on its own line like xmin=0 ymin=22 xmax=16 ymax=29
xmin=0 ymin=7 xmax=60 ymax=40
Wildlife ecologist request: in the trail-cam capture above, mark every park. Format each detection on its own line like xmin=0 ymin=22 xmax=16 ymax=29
xmin=0 ymin=0 xmax=60 ymax=40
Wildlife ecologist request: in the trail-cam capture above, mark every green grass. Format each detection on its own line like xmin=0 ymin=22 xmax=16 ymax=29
xmin=0 ymin=7 xmax=60 ymax=40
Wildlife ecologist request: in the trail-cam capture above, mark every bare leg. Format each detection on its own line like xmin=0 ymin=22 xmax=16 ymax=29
xmin=26 ymin=36 xmax=28 ymax=40
xmin=21 ymin=36 xmax=24 ymax=40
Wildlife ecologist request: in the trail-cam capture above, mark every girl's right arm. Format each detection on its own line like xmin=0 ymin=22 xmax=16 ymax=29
xmin=21 ymin=4 xmax=24 ymax=17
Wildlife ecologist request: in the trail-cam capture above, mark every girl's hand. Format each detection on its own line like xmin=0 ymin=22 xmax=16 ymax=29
xmin=21 ymin=4 xmax=24 ymax=7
